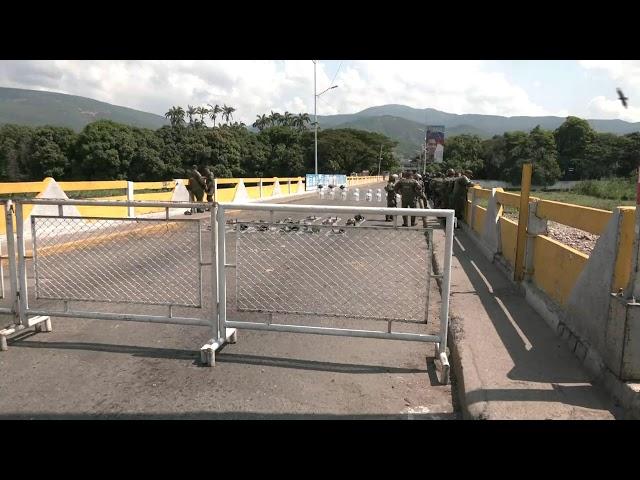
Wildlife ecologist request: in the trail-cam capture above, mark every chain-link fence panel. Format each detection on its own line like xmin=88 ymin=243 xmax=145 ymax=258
xmin=32 ymin=216 xmax=202 ymax=307
xmin=236 ymin=223 xmax=431 ymax=322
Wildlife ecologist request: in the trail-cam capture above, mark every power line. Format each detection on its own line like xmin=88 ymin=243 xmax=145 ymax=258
xmin=329 ymin=60 xmax=343 ymax=87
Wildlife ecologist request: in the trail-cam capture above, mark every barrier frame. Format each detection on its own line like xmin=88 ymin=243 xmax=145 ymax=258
xmin=0 ymin=198 xmax=227 ymax=355
xmin=205 ymin=202 xmax=455 ymax=384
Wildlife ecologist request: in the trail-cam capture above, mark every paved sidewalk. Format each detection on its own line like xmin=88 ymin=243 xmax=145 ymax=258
xmin=432 ymin=224 xmax=622 ymax=419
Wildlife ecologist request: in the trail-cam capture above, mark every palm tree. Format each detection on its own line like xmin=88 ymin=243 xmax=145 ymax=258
xmin=292 ymin=112 xmax=310 ymax=131
xmin=186 ymin=105 xmax=197 ymax=125
xmin=207 ymin=104 xmax=222 ymax=127
xmin=283 ymin=111 xmax=294 ymax=127
xmin=270 ymin=111 xmax=282 ymax=126
xmin=196 ymin=106 xmax=209 ymax=126
xmin=253 ymin=114 xmax=268 ymax=131
xmin=222 ymin=104 xmax=236 ymax=124
xmin=164 ymin=106 xmax=185 ymax=128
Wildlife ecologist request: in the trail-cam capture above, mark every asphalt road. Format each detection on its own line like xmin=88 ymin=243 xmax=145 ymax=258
xmin=0 ymin=183 xmax=456 ymax=419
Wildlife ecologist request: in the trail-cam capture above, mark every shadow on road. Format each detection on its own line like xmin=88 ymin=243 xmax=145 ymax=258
xmin=450 ymin=229 xmax=621 ymax=417
xmin=0 ymin=411 xmax=458 ymax=420
xmin=11 ymin=338 xmax=429 ymax=375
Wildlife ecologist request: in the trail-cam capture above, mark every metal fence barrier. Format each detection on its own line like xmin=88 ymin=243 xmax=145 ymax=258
xmin=0 ymin=198 xmax=218 ymax=352
xmin=208 ymin=202 xmax=455 ymax=384
xmin=0 ymin=198 xmax=455 ymax=384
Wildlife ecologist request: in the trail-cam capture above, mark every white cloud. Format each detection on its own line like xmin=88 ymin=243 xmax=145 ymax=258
xmin=0 ymin=60 xmax=560 ymax=124
xmin=579 ymin=60 xmax=640 ymax=121
xmin=587 ymin=95 xmax=640 ymax=122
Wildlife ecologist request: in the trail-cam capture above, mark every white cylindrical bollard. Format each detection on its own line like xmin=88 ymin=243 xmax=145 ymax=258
xmin=365 ymin=188 xmax=372 ymax=202
xmin=341 ymin=189 xmax=347 ymax=200
xmin=329 ymin=189 xmax=336 ymax=200
xmin=353 ymin=188 xmax=360 ymax=202
xmin=376 ymin=188 xmax=382 ymax=202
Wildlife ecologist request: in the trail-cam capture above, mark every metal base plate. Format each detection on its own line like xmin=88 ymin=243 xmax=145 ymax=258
xmin=200 ymin=328 xmax=237 ymax=366
xmin=0 ymin=316 xmax=52 ymax=351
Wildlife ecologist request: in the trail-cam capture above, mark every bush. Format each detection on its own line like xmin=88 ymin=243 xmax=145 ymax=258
xmin=571 ymin=177 xmax=635 ymax=201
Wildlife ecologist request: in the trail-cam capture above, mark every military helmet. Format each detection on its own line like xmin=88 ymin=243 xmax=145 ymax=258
xmin=446 ymin=168 xmax=455 ymax=176
xmin=415 ymin=174 xmax=422 ymax=180
xmin=391 ymin=174 xmax=398 ymax=179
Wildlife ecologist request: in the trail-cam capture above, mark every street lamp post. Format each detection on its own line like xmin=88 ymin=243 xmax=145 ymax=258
xmin=313 ymin=60 xmax=338 ymax=176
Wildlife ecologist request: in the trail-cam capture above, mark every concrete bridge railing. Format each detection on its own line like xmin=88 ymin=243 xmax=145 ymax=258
xmin=463 ymin=186 xmax=640 ymax=384
xmin=0 ymin=175 xmax=385 ymax=235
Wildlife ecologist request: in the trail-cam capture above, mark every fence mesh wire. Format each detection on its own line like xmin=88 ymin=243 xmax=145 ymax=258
xmin=32 ymin=216 xmax=202 ymax=307
xmin=236 ymin=223 xmax=431 ymax=322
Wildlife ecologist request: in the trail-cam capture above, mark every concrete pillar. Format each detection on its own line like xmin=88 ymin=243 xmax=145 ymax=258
xmin=469 ymin=188 xmax=478 ymax=228
xmin=524 ymin=201 xmax=547 ymax=281
xmin=259 ymin=179 xmax=263 ymax=198
xmin=288 ymin=180 xmax=291 ymax=195
xmin=480 ymin=188 xmax=503 ymax=257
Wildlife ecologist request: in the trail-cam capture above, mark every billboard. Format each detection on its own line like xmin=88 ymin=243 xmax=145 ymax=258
xmin=305 ymin=174 xmax=348 ymax=191
xmin=425 ymin=125 xmax=445 ymax=164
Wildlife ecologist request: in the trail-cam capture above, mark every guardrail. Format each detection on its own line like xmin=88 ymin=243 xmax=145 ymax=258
xmin=463 ymin=185 xmax=640 ymax=381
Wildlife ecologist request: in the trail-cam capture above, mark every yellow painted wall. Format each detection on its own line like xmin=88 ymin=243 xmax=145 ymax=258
xmin=216 ymin=187 xmax=236 ymax=203
xmin=532 ymin=235 xmax=588 ymax=305
xmin=245 ymin=185 xmax=262 ymax=200
xmin=58 ymin=180 xmax=127 ymax=191
xmin=537 ymin=200 xmax=611 ymax=235
xmin=499 ymin=216 xmax=518 ymax=268
xmin=473 ymin=206 xmax=486 ymax=235
xmin=132 ymin=191 xmax=174 ymax=215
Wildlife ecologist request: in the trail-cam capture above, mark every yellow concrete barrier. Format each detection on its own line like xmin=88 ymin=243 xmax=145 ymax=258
xmin=537 ymin=200 xmax=611 ymax=235
xmin=499 ymin=216 xmax=518 ymax=267
xmin=532 ymin=235 xmax=589 ymax=305
xmin=473 ymin=206 xmax=486 ymax=235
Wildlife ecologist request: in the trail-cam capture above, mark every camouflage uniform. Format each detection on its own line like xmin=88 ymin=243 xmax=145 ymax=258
xmin=186 ymin=165 xmax=205 ymax=214
xmin=384 ymin=177 xmax=397 ymax=221
xmin=394 ymin=176 xmax=422 ymax=226
xmin=451 ymin=173 xmax=474 ymax=221
xmin=203 ymin=168 xmax=215 ymax=203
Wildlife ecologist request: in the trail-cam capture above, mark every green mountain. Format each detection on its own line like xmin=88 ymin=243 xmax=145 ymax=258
xmin=0 ymin=87 xmax=168 ymax=131
xmin=318 ymin=104 xmax=640 ymax=158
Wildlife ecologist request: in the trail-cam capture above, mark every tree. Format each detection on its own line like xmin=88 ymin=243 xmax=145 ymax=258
xmin=222 ymin=104 xmax=235 ymax=124
xmin=25 ymin=126 xmax=76 ymax=179
xmin=164 ymin=106 xmax=185 ymax=128
xmin=207 ymin=104 xmax=222 ymax=127
xmin=186 ymin=105 xmax=197 ymax=126
xmin=554 ymin=116 xmax=596 ymax=178
xmin=253 ymin=114 xmax=268 ymax=131
xmin=479 ymin=135 xmax=507 ymax=179
xmin=283 ymin=111 xmax=294 ymax=127
xmin=618 ymin=132 xmax=640 ymax=177
xmin=443 ymin=134 xmax=483 ymax=173
xmin=73 ymin=120 xmax=138 ymax=179
xmin=0 ymin=124 xmax=34 ymax=180
xmin=195 ymin=106 xmax=209 ymax=126
xmin=294 ymin=113 xmax=310 ymax=132
xmin=506 ymin=126 xmax=561 ymax=186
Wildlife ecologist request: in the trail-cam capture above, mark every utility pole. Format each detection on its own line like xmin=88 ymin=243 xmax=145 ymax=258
xmin=377 ymin=144 xmax=383 ymax=175
xmin=313 ymin=60 xmax=318 ymax=176
xmin=312 ymin=60 xmax=338 ymax=177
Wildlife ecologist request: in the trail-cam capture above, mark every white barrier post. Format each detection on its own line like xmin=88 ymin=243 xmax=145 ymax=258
xmin=127 ymin=181 xmax=134 ymax=218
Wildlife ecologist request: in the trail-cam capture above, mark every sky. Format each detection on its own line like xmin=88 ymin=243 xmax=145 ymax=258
xmin=0 ymin=60 xmax=638 ymax=125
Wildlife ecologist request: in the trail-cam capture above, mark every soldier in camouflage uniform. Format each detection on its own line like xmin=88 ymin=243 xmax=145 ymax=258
xmin=451 ymin=169 xmax=476 ymax=224
xmin=186 ymin=164 xmax=205 ymax=214
xmin=414 ymin=173 xmax=428 ymax=208
xmin=384 ymin=174 xmax=398 ymax=221
xmin=439 ymin=168 xmax=456 ymax=209
xmin=393 ymin=172 xmax=422 ymax=227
